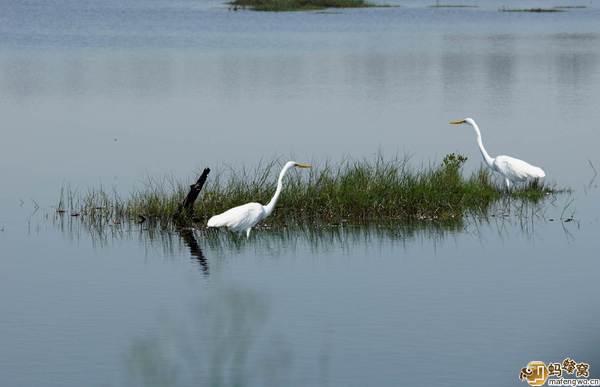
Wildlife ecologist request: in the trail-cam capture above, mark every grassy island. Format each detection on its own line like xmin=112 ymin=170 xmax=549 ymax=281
xmin=429 ymin=4 xmax=478 ymax=8
xmin=499 ymin=7 xmax=564 ymax=12
xmin=229 ymin=0 xmax=373 ymax=11
xmin=57 ymin=154 xmax=557 ymax=229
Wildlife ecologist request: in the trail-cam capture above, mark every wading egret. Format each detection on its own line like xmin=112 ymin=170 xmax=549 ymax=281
xmin=207 ymin=161 xmax=312 ymax=238
xmin=450 ymin=117 xmax=545 ymax=189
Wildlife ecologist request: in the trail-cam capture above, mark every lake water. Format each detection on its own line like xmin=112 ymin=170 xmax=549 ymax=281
xmin=1 ymin=1 xmax=600 ymax=386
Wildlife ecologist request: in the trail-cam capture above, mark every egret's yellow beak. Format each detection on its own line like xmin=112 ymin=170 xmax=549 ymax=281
xmin=295 ymin=163 xmax=312 ymax=169
xmin=449 ymin=119 xmax=466 ymax=125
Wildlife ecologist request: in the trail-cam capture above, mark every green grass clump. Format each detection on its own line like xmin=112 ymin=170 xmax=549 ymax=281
xmin=57 ymin=154 xmax=557 ymax=228
xmin=429 ymin=4 xmax=478 ymax=8
xmin=230 ymin=0 xmax=373 ymax=11
xmin=499 ymin=7 xmax=564 ymax=12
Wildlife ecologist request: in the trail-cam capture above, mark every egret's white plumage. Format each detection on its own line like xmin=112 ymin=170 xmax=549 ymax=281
xmin=206 ymin=203 xmax=265 ymax=237
xmin=207 ymin=161 xmax=311 ymax=237
xmin=450 ymin=117 xmax=545 ymax=189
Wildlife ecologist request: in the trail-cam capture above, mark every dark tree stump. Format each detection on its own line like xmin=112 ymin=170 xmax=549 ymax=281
xmin=174 ymin=168 xmax=210 ymax=220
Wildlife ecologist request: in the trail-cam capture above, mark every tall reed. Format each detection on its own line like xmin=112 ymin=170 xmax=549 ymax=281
xmin=57 ymin=154 xmax=556 ymax=228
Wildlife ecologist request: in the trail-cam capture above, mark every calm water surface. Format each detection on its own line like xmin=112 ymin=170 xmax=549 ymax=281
xmin=1 ymin=1 xmax=599 ymax=386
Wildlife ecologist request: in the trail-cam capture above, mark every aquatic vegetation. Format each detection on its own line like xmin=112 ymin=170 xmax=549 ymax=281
xmin=52 ymin=203 xmax=559 ymax=259
xmin=56 ymin=154 xmax=557 ymax=229
xmin=429 ymin=4 xmax=478 ymax=8
xmin=499 ymin=7 xmax=564 ymax=12
xmin=229 ymin=0 xmax=374 ymax=11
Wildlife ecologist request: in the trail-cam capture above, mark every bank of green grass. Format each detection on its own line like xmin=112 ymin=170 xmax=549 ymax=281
xmin=57 ymin=154 xmax=556 ymax=228
xmin=430 ymin=4 xmax=478 ymax=8
xmin=230 ymin=0 xmax=374 ymax=11
xmin=499 ymin=7 xmax=564 ymax=12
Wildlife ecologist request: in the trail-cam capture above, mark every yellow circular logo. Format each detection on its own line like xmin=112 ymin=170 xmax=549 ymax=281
xmin=520 ymin=361 xmax=548 ymax=386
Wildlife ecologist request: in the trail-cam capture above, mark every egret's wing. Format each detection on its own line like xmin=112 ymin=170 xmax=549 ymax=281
xmin=207 ymin=202 xmax=264 ymax=232
xmin=494 ymin=155 xmax=545 ymax=181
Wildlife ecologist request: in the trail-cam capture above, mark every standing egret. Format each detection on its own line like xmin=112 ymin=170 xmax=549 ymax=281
xmin=450 ymin=117 xmax=545 ymax=190
xmin=207 ymin=161 xmax=312 ymax=238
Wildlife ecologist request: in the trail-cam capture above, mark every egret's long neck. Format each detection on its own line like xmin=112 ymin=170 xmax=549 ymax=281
xmin=472 ymin=122 xmax=494 ymax=167
xmin=264 ymin=164 xmax=292 ymax=216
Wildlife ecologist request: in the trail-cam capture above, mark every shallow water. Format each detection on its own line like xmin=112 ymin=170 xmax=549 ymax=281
xmin=1 ymin=1 xmax=600 ymax=386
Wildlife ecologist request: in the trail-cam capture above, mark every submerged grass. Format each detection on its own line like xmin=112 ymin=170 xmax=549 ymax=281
xmin=229 ymin=0 xmax=374 ymax=11
xmin=57 ymin=154 xmax=557 ymax=229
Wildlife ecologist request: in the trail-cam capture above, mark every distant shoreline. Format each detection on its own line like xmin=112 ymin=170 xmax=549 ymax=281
xmin=228 ymin=0 xmax=375 ymax=12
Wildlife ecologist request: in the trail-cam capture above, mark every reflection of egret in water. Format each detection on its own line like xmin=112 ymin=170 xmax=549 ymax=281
xmin=179 ymin=228 xmax=209 ymax=274
xmin=125 ymin=286 xmax=294 ymax=387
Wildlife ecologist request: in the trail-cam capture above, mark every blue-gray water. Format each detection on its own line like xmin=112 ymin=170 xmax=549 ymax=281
xmin=1 ymin=1 xmax=599 ymax=386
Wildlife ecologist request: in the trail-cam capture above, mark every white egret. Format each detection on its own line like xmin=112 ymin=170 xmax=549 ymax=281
xmin=450 ymin=117 xmax=545 ymax=190
xmin=207 ymin=161 xmax=312 ymax=238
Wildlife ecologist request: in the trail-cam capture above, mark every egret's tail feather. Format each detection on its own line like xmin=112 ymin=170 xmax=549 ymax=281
xmin=534 ymin=167 xmax=546 ymax=178
xmin=207 ymin=215 xmax=225 ymax=227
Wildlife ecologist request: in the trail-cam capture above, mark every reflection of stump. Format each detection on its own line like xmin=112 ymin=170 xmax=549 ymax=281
xmin=175 ymin=169 xmax=210 ymax=273
xmin=175 ymin=168 xmax=210 ymax=220
xmin=180 ymin=228 xmax=208 ymax=274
